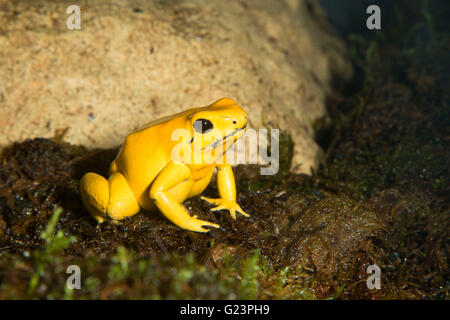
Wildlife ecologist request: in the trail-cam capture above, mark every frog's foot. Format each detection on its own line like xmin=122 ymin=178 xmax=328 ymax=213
xmin=183 ymin=215 xmax=220 ymax=233
xmin=94 ymin=219 xmax=122 ymax=229
xmin=201 ymin=197 xmax=249 ymax=220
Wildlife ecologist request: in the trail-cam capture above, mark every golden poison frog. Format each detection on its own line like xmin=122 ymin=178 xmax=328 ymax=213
xmin=80 ymin=98 xmax=249 ymax=232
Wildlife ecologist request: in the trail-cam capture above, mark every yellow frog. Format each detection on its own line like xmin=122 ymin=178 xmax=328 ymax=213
xmin=80 ymin=98 xmax=249 ymax=233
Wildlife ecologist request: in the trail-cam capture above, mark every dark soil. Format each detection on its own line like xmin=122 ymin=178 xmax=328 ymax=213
xmin=0 ymin=1 xmax=448 ymax=299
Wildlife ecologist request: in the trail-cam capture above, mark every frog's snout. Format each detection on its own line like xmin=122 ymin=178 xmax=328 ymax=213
xmin=231 ymin=113 xmax=248 ymax=132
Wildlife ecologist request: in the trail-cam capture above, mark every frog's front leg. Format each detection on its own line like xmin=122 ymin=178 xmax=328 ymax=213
xmin=201 ymin=164 xmax=249 ymax=219
xmin=150 ymin=161 xmax=220 ymax=233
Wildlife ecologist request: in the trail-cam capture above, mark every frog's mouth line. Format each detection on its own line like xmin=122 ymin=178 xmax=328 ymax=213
xmin=203 ymin=124 xmax=247 ymax=151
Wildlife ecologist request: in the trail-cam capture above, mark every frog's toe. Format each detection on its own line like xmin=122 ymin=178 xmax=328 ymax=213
xmin=202 ymin=197 xmax=250 ymax=220
xmin=235 ymin=207 xmax=250 ymax=218
xmin=95 ymin=222 xmax=103 ymax=230
xmin=211 ymin=205 xmax=235 ymax=219
xmin=95 ymin=217 xmax=122 ymax=231
xmin=200 ymin=196 xmax=219 ymax=205
xmin=211 ymin=204 xmax=226 ymax=212
xmin=184 ymin=217 xmax=220 ymax=233
xmin=94 ymin=215 xmax=105 ymax=225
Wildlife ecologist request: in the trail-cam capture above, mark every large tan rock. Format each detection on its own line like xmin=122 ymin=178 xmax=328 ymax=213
xmin=0 ymin=0 xmax=351 ymax=173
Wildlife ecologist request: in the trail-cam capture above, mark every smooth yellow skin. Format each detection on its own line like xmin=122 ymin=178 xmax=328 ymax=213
xmin=80 ymin=98 xmax=249 ymax=233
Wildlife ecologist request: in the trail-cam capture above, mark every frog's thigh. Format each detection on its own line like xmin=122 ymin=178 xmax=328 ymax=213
xmin=107 ymin=172 xmax=140 ymax=220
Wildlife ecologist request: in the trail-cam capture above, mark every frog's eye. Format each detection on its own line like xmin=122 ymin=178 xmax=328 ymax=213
xmin=193 ymin=119 xmax=214 ymax=134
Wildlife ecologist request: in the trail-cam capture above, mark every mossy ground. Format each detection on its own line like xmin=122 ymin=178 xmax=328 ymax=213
xmin=0 ymin=1 xmax=448 ymax=299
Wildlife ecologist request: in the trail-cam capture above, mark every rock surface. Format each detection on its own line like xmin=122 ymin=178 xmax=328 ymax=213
xmin=0 ymin=0 xmax=352 ymax=173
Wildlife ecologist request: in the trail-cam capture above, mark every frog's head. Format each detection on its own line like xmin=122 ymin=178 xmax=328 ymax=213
xmin=187 ymin=98 xmax=247 ymax=162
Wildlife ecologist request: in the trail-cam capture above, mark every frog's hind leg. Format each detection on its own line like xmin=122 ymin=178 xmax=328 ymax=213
xmin=80 ymin=172 xmax=140 ymax=222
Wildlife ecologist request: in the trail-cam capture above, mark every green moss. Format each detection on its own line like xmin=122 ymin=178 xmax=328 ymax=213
xmin=238 ymin=250 xmax=261 ymax=299
xmin=28 ymin=207 xmax=76 ymax=296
